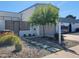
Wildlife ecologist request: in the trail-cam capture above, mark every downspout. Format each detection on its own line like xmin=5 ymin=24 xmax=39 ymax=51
xmin=19 ymin=13 xmax=23 ymax=36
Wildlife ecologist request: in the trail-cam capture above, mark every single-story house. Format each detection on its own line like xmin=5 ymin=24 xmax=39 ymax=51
xmin=0 ymin=3 xmax=79 ymax=37
xmin=59 ymin=16 xmax=79 ymax=33
xmin=0 ymin=3 xmax=57 ymax=37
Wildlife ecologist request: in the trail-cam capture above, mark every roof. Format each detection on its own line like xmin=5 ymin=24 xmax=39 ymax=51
xmin=59 ymin=17 xmax=79 ymax=23
xmin=0 ymin=11 xmax=18 ymax=14
xmin=19 ymin=3 xmax=59 ymax=13
xmin=19 ymin=3 xmax=38 ymax=13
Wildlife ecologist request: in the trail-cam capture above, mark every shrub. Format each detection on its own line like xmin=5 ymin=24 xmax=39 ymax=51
xmin=28 ymin=34 xmax=31 ymax=36
xmin=0 ymin=35 xmax=22 ymax=52
xmin=23 ymin=34 xmax=27 ymax=37
xmin=32 ymin=34 xmax=35 ymax=36
xmin=54 ymin=33 xmax=64 ymax=43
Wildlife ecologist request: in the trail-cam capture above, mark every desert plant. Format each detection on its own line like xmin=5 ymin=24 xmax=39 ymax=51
xmin=0 ymin=35 xmax=22 ymax=52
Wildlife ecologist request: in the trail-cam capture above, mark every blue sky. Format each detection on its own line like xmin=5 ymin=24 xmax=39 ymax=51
xmin=0 ymin=1 xmax=79 ymax=19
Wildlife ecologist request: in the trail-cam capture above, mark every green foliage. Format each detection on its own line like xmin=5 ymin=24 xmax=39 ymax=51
xmin=30 ymin=4 xmax=59 ymax=25
xmin=0 ymin=35 xmax=22 ymax=52
xmin=30 ymin=4 xmax=59 ymax=36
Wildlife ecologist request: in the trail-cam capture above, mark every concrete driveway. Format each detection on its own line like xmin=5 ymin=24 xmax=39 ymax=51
xmin=43 ymin=45 xmax=79 ymax=58
xmin=63 ymin=32 xmax=79 ymax=42
xmin=43 ymin=32 xmax=79 ymax=58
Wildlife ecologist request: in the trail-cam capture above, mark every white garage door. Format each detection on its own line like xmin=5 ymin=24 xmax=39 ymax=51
xmin=72 ymin=23 xmax=79 ymax=32
xmin=0 ymin=20 xmax=5 ymax=31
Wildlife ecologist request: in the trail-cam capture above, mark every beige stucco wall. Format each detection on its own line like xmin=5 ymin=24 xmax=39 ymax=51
xmin=20 ymin=7 xmax=35 ymax=21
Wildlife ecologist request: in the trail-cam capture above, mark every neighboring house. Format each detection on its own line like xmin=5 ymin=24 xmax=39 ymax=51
xmin=0 ymin=3 xmax=79 ymax=37
xmin=59 ymin=16 xmax=79 ymax=33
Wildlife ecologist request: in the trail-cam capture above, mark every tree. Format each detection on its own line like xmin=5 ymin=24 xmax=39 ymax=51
xmin=66 ymin=15 xmax=76 ymax=19
xmin=30 ymin=4 xmax=59 ymax=37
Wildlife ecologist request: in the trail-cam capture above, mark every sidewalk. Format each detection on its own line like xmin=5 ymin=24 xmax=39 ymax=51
xmin=43 ymin=45 xmax=79 ymax=58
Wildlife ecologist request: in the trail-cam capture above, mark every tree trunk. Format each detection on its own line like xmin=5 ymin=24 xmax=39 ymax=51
xmin=54 ymin=24 xmax=57 ymax=34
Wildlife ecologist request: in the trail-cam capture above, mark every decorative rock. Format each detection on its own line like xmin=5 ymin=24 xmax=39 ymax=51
xmin=47 ymin=47 xmax=60 ymax=52
xmin=54 ymin=48 xmax=60 ymax=51
xmin=30 ymin=41 xmax=36 ymax=44
xmin=36 ymin=43 xmax=42 ymax=46
xmin=42 ymin=45 xmax=50 ymax=49
xmin=26 ymin=40 xmax=31 ymax=42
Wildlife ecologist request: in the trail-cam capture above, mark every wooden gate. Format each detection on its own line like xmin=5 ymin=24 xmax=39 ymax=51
xmin=5 ymin=20 xmax=20 ymax=35
xmin=13 ymin=21 xmax=20 ymax=35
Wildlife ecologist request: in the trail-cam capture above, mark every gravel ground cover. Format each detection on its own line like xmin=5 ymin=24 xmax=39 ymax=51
xmin=0 ymin=37 xmax=79 ymax=58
